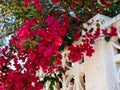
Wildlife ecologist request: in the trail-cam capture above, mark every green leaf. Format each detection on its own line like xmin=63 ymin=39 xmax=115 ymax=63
xmin=104 ymin=36 xmax=111 ymax=42
xmin=96 ymin=23 xmax=100 ymax=28
xmin=64 ymin=35 xmax=74 ymax=45
xmin=50 ymin=84 xmax=54 ymax=90
xmin=54 ymin=73 xmax=59 ymax=82
xmin=24 ymin=44 xmax=30 ymax=50
xmin=109 ymin=0 xmax=116 ymax=3
xmin=80 ymin=12 xmax=85 ymax=17
xmin=89 ymin=28 xmax=94 ymax=33
xmin=59 ymin=45 xmax=65 ymax=51
xmin=58 ymin=73 xmax=62 ymax=78
xmin=71 ymin=24 xmax=78 ymax=30
xmin=51 ymin=57 xmax=55 ymax=63
xmin=24 ymin=41 xmax=30 ymax=50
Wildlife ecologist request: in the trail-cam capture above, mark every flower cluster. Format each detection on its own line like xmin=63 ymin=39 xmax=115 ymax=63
xmin=68 ymin=26 xmax=117 ymax=62
xmin=0 ymin=14 xmax=71 ymax=89
xmin=102 ymin=26 xmax=117 ymax=37
xmin=0 ymin=0 xmax=119 ymax=90
xmin=23 ymin=0 xmax=42 ymax=10
xmin=100 ymin=0 xmax=111 ymax=7
xmin=68 ymin=28 xmax=100 ymax=62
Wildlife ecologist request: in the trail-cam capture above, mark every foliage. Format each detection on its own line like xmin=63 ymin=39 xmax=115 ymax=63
xmin=0 ymin=0 xmax=120 ymax=90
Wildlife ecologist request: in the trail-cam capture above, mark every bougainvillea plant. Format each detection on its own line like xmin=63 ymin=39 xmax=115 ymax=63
xmin=0 ymin=0 xmax=120 ymax=90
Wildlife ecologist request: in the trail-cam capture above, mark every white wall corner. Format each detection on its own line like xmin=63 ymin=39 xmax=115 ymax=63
xmin=84 ymin=39 xmax=118 ymax=90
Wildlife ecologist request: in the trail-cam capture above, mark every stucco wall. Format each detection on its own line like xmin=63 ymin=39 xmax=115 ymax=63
xmin=84 ymin=39 xmax=118 ymax=90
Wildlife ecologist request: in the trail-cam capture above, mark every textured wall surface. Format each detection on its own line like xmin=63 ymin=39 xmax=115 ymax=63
xmin=84 ymin=39 xmax=118 ymax=90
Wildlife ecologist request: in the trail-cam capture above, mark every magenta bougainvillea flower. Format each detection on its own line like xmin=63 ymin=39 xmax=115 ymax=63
xmin=0 ymin=0 xmax=119 ymax=89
